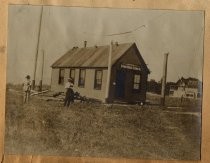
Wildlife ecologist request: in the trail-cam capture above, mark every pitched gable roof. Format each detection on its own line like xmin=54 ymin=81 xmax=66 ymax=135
xmin=177 ymin=77 xmax=201 ymax=88
xmin=51 ymin=42 xmax=150 ymax=73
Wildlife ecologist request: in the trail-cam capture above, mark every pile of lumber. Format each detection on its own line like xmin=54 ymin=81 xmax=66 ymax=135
xmin=31 ymin=89 xmax=102 ymax=103
xmin=43 ymin=91 xmax=101 ymax=103
xmin=30 ymin=90 xmax=49 ymax=96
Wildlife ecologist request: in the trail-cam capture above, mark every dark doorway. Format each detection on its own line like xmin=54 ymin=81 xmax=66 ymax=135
xmin=115 ymin=69 xmax=126 ymax=98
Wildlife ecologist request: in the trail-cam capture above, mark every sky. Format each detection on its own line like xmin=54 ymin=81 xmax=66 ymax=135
xmin=7 ymin=5 xmax=204 ymax=84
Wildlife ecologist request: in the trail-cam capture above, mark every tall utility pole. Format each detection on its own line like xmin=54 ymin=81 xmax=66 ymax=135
xmin=161 ymin=52 xmax=169 ymax=106
xmin=39 ymin=50 xmax=45 ymax=92
xmin=32 ymin=5 xmax=44 ymax=90
xmin=105 ymin=41 xmax=113 ymax=103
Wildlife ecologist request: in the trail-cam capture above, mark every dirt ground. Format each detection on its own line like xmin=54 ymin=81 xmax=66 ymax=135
xmin=4 ymin=89 xmax=201 ymax=160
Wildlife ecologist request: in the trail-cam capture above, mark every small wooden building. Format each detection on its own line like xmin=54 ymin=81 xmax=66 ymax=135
xmin=51 ymin=42 xmax=150 ymax=103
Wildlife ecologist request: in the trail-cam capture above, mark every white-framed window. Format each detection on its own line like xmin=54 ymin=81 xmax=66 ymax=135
xmin=133 ymin=74 xmax=141 ymax=92
xmin=78 ymin=69 xmax=86 ymax=87
xmin=58 ymin=68 xmax=65 ymax=85
xmin=94 ymin=70 xmax=103 ymax=90
xmin=69 ymin=69 xmax=75 ymax=83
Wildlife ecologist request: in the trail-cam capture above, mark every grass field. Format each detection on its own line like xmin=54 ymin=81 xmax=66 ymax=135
xmin=5 ymin=88 xmax=201 ymax=160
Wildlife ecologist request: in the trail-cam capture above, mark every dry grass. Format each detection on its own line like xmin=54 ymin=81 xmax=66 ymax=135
xmin=5 ymin=90 xmax=201 ymax=160
xmin=146 ymin=92 xmax=202 ymax=108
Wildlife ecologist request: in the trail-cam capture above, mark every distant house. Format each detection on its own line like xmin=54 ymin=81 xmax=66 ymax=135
xmin=169 ymin=77 xmax=202 ymax=99
xmin=51 ymin=42 xmax=150 ymax=103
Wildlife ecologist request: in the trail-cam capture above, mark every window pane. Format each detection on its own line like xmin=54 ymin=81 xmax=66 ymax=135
xmin=79 ymin=69 xmax=85 ymax=87
xmin=133 ymin=83 xmax=140 ymax=89
xmin=59 ymin=69 xmax=65 ymax=85
xmin=97 ymin=79 xmax=102 ymax=84
xmin=70 ymin=69 xmax=75 ymax=78
xmin=96 ymin=71 xmax=102 ymax=79
xmin=80 ymin=70 xmax=85 ymax=78
xmin=134 ymin=75 xmax=140 ymax=83
xmin=133 ymin=74 xmax=140 ymax=91
xmin=94 ymin=70 xmax=102 ymax=89
xmin=80 ymin=79 xmax=85 ymax=84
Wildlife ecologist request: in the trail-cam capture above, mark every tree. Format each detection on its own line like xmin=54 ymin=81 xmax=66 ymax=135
xmin=147 ymin=79 xmax=161 ymax=94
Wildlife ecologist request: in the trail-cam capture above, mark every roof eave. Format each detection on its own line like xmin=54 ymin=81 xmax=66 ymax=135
xmin=52 ymin=66 xmax=108 ymax=69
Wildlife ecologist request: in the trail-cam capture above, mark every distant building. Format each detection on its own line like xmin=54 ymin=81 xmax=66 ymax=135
xmin=51 ymin=42 xmax=150 ymax=103
xmin=169 ymin=77 xmax=202 ymax=99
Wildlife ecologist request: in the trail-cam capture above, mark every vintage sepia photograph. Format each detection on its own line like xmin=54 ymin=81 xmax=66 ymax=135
xmin=5 ymin=5 xmax=204 ymax=160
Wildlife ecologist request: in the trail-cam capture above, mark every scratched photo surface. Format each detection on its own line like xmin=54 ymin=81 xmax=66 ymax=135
xmin=5 ymin=5 xmax=204 ymax=160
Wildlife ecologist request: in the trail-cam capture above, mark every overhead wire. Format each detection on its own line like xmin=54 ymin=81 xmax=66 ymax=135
xmin=104 ymin=12 xmax=168 ymax=37
xmin=104 ymin=25 xmax=146 ymax=36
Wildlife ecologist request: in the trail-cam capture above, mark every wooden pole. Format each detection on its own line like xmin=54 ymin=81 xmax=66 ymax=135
xmin=161 ymin=52 xmax=169 ymax=106
xmin=105 ymin=41 xmax=113 ymax=103
xmin=32 ymin=5 xmax=44 ymax=90
xmin=39 ymin=50 xmax=45 ymax=92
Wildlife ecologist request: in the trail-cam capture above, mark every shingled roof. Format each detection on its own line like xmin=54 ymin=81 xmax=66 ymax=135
xmin=52 ymin=42 xmax=150 ymax=73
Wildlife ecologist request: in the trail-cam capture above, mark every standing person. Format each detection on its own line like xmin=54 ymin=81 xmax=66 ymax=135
xmin=64 ymin=78 xmax=74 ymax=107
xmin=23 ymin=75 xmax=31 ymax=103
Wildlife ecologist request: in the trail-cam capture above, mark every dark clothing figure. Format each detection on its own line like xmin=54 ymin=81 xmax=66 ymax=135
xmin=64 ymin=88 xmax=74 ymax=107
xmin=64 ymin=78 xmax=74 ymax=107
xmin=23 ymin=75 xmax=31 ymax=103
